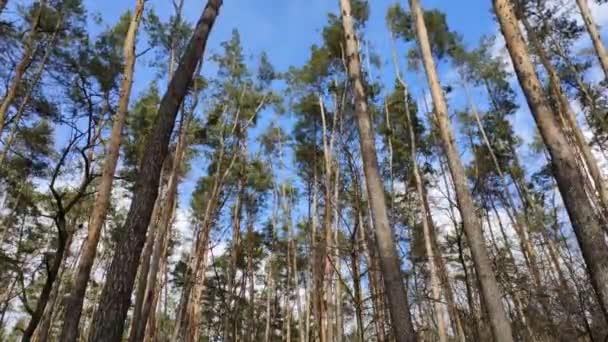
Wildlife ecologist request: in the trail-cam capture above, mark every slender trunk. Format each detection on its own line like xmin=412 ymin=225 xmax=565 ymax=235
xmin=0 ymin=26 xmax=57 ymax=166
xmin=129 ymin=167 xmax=167 ymax=341
xmin=0 ymin=0 xmax=44 ymax=133
xmin=60 ymin=2 xmax=145 ymax=340
xmin=132 ymin=76 xmax=197 ymax=342
xmin=347 ymin=147 xmax=388 ymax=341
xmin=576 ymin=0 xmax=608 ymax=80
xmin=463 ymin=79 xmax=542 ymax=286
xmin=311 ymin=157 xmax=322 ymax=341
xmin=332 ymin=168 xmax=342 ymax=342
xmin=417 ymin=182 xmax=465 ymax=342
xmin=174 ymin=160 xmax=224 ymax=340
xmin=127 ymin=185 xmax=167 ymax=342
xmin=494 ymin=0 xmax=608 ymax=321
xmin=264 ymin=262 xmax=273 ymax=342
xmin=521 ymin=14 xmax=608 ymax=215
xmin=31 ymin=233 xmax=72 ymax=342
xmin=410 ymin=0 xmax=513 ymax=340
xmin=352 ymin=227 xmax=365 ymax=342
xmin=552 ymin=39 xmax=608 ymax=137
xmin=145 ymin=227 xmax=170 ymax=342
xmin=87 ymin=2 xmax=222 ymax=341
xmin=339 ymin=1 xmax=416 ymax=340
xmin=404 ymin=85 xmax=447 ymax=342
xmin=223 ymin=172 xmax=245 ymax=342
xmin=247 ymin=213 xmax=256 ymax=342
xmin=22 ymin=221 xmax=71 ymax=342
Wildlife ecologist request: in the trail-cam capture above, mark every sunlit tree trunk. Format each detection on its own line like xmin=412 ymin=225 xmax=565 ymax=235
xmin=403 ymin=83 xmax=448 ymax=342
xmin=520 ymin=13 xmax=608 ymax=215
xmin=409 ymin=0 xmax=513 ymax=340
xmin=0 ymin=26 xmax=57 ymax=166
xmin=60 ymin=2 xmax=145 ymax=340
xmin=86 ymin=2 xmax=222 ymax=341
xmin=339 ymin=1 xmax=417 ymax=340
xmin=31 ymin=234 xmax=72 ymax=342
xmin=0 ymin=0 xmax=44 ymax=134
xmin=575 ymin=0 xmax=608 ymax=80
xmin=494 ymin=0 xmax=608 ymax=321
xmin=223 ymin=166 xmax=245 ymax=342
xmin=129 ymin=164 xmax=168 ymax=341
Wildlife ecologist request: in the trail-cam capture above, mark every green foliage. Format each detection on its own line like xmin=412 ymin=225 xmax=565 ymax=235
xmin=387 ymin=4 xmax=461 ymax=59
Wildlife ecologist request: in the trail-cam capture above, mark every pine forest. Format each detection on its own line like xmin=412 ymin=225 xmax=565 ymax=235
xmin=1 ymin=0 xmax=608 ymax=341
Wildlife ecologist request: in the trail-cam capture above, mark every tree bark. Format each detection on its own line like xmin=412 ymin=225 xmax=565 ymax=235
xmin=409 ymin=0 xmax=514 ymax=340
xmin=404 ymin=85 xmax=447 ymax=342
xmin=494 ymin=0 xmax=608 ymax=321
xmin=86 ymin=2 xmax=222 ymax=341
xmin=59 ymin=2 xmax=145 ymax=340
xmin=0 ymin=24 xmax=57 ymax=166
xmin=22 ymin=220 xmax=71 ymax=342
xmin=127 ymin=172 xmax=166 ymax=342
xmin=131 ymin=101 xmax=194 ymax=342
xmin=576 ymin=0 xmax=608 ymax=81
xmin=0 ymin=0 xmax=44 ymax=134
xmin=520 ymin=13 xmax=608 ymax=216
xmin=338 ymin=1 xmax=416 ymax=340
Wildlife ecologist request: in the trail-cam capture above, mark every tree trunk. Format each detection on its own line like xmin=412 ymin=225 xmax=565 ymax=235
xmin=494 ymin=0 xmax=608 ymax=321
xmin=59 ymin=2 xmax=145 ymax=340
xmin=405 ymin=85 xmax=447 ymax=342
xmin=0 ymin=25 xmax=57 ymax=166
xmin=30 ymin=232 xmax=72 ymax=342
xmin=339 ymin=1 xmax=416 ymax=340
xmin=223 ymin=172 xmax=245 ymax=342
xmin=247 ymin=213 xmax=256 ymax=342
xmin=130 ymin=73 xmax=197 ymax=342
xmin=520 ymin=14 xmax=608 ymax=215
xmin=22 ymin=221 xmax=71 ymax=342
xmin=352 ymin=226 xmax=365 ymax=342
xmin=0 ymin=0 xmax=43 ymax=134
xmin=86 ymin=2 xmax=222 ymax=341
xmin=410 ymin=0 xmax=514 ymax=340
xmin=576 ymin=0 xmax=608 ymax=80
xmin=347 ymin=151 xmax=387 ymax=342
xmin=128 ymin=158 xmax=170 ymax=339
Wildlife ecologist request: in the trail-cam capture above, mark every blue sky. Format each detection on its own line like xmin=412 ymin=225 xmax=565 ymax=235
xmin=85 ymin=0 xmax=497 ymax=92
xmin=78 ymin=0 xmax=607 ymax=215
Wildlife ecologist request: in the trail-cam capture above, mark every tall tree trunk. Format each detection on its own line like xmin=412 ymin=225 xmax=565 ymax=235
xmin=551 ymin=39 xmax=608 ymax=137
xmin=410 ymin=0 xmax=514 ymax=340
xmin=352 ymin=225 xmax=365 ymax=342
xmin=347 ymin=150 xmax=387 ymax=342
xmin=575 ymin=0 xmax=608 ymax=80
xmin=86 ymin=2 xmax=222 ymax=341
xmin=60 ymin=2 xmax=145 ymax=340
xmin=404 ymin=84 xmax=447 ymax=342
xmin=339 ymin=1 xmax=416 ymax=340
xmin=494 ymin=0 xmax=608 ymax=321
xmin=128 ymin=161 xmax=169 ymax=341
xmin=130 ymin=68 xmax=197 ymax=342
xmin=223 ymin=171 xmax=245 ymax=342
xmin=247 ymin=212 xmax=256 ymax=342
xmin=173 ymin=155 xmax=226 ymax=340
xmin=30 ymin=232 xmax=72 ymax=342
xmin=22 ymin=221 xmax=71 ymax=342
xmin=0 ymin=25 xmax=57 ymax=166
xmin=0 ymin=0 xmax=44 ymax=134
xmin=520 ymin=13 xmax=608 ymax=215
